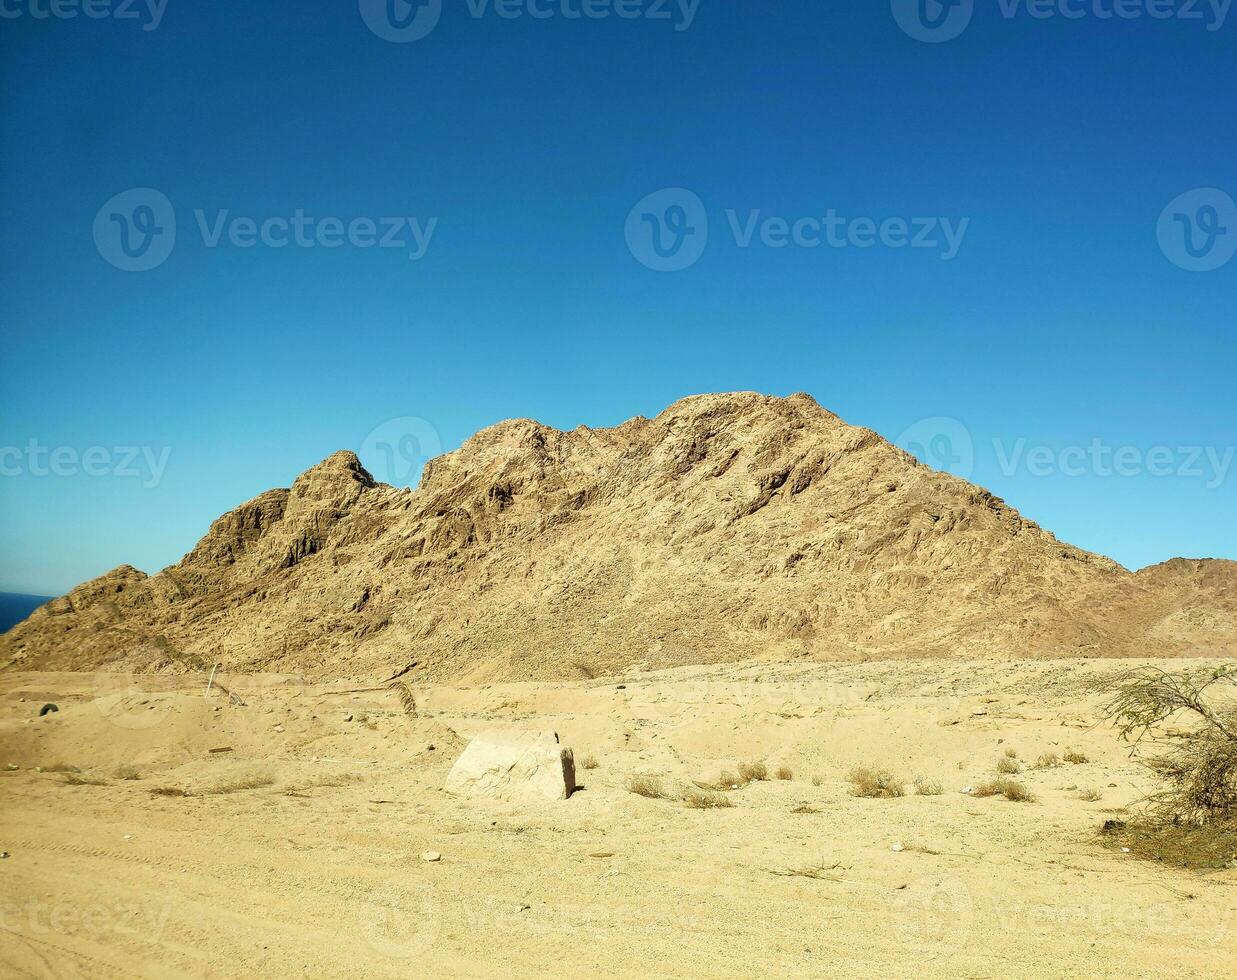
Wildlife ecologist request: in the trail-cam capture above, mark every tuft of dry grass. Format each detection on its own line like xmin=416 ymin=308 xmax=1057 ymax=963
xmin=1033 ymin=753 xmax=1061 ymax=770
xmin=63 ymin=773 xmax=108 ymax=786
xmin=1003 ymin=748 xmax=1018 ymax=759
xmin=37 ymin=762 xmax=80 ymax=774
xmin=626 ymin=775 xmax=669 ymax=800
xmin=1079 ymin=788 xmax=1103 ymax=802
xmin=112 ymin=764 xmax=141 ymax=780
xmin=580 ymin=755 xmax=599 ymax=770
xmin=151 ymin=786 xmax=191 ymax=797
xmin=848 ymin=767 xmax=905 ymax=799
xmin=811 ymin=775 xmax=824 ymax=787
xmin=775 ymin=766 xmax=793 ymax=781
xmin=1063 ymin=748 xmax=1089 ymax=764
xmin=679 ymin=787 xmax=733 ymax=809
xmin=738 ymin=761 xmax=769 ymax=783
xmin=996 ymin=756 xmax=1021 ymax=775
xmin=204 ymin=773 xmax=275 ymax=795
xmin=914 ymin=776 xmax=943 ymax=796
xmin=973 ymin=777 xmax=1035 ymax=802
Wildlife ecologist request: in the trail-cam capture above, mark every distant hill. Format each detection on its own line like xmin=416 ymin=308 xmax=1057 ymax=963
xmin=0 ymin=594 xmax=53 ymax=634
xmin=1 ymin=392 xmax=1234 ymax=679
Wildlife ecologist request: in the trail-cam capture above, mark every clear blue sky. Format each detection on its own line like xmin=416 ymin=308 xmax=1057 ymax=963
xmin=1 ymin=1 xmax=1234 ymax=596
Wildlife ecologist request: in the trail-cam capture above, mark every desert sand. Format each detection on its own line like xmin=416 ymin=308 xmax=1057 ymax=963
xmin=3 ymin=658 xmax=1234 ymax=979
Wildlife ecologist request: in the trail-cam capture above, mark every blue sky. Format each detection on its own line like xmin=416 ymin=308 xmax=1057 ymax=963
xmin=1 ymin=1 xmax=1234 ymax=595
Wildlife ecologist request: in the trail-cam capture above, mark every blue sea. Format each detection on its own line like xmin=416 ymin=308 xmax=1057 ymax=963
xmin=0 ymin=593 xmax=53 ymax=632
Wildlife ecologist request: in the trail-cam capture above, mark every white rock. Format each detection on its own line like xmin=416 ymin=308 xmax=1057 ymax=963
xmin=890 ymin=843 xmax=904 ymax=852
xmin=445 ymin=729 xmax=575 ymax=803
xmin=421 ymin=851 xmax=441 ymax=862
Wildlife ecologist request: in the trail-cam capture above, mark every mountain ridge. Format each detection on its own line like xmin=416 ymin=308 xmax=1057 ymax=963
xmin=3 ymin=392 xmax=1233 ymax=680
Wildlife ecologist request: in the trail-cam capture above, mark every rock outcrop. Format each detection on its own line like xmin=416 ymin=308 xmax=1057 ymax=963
xmin=2 ymin=392 xmax=1234 ymax=679
xmin=444 ymin=730 xmax=576 ymax=803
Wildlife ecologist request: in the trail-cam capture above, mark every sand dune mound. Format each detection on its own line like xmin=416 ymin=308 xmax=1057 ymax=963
xmin=2 ymin=392 xmax=1234 ymax=679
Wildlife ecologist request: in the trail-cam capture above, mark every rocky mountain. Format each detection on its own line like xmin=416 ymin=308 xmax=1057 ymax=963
xmin=2 ymin=393 xmax=1234 ymax=680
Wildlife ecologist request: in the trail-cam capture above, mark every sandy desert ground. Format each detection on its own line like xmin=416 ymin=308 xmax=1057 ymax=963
xmin=2 ymin=659 xmax=1235 ymax=978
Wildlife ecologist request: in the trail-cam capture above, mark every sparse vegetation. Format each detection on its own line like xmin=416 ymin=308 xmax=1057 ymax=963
xmin=63 ymin=773 xmax=109 ymax=786
xmin=112 ymin=764 xmax=141 ymax=780
xmin=1003 ymin=748 xmax=1018 ymax=759
xmin=914 ymin=776 xmax=943 ymax=796
xmin=996 ymin=756 xmax=1021 ymax=774
xmin=1063 ymin=748 xmax=1089 ymax=765
xmin=1033 ymin=752 xmax=1061 ymax=770
xmin=581 ymin=755 xmax=599 ymax=770
xmin=775 ymin=766 xmax=793 ymax=781
xmin=738 ymin=761 xmax=769 ymax=783
xmin=151 ymin=786 xmax=191 ymax=797
xmin=205 ymin=772 xmax=275 ymax=795
xmin=679 ymin=787 xmax=733 ymax=809
xmin=37 ymin=762 xmax=80 ymax=774
xmin=1099 ymin=665 xmax=1237 ymax=867
xmin=626 ymin=775 xmax=669 ymax=799
xmin=973 ymin=777 xmax=1035 ymax=802
xmin=1079 ymin=788 xmax=1103 ymax=802
xmin=848 ymin=767 xmax=905 ymax=799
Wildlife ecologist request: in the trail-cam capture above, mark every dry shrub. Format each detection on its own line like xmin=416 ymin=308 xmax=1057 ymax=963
xmin=811 ymin=775 xmax=824 ymax=787
xmin=679 ymin=788 xmax=733 ymax=809
xmin=626 ymin=775 xmax=669 ymax=799
xmin=848 ymin=767 xmax=905 ymax=799
xmin=580 ymin=755 xmax=599 ymax=770
xmin=112 ymin=764 xmax=141 ymax=780
xmin=1003 ymin=748 xmax=1018 ymax=759
xmin=151 ymin=786 xmax=191 ymax=797
xmin=738 ymin=761 xmax=769 ymax=783
xmin=63 ymin=773 xmax=108 ymax=786
xmin=913 ymin=776 xmax=943 ymax=796
xmin=1033 ymin=753 xmax=1061 ymax=770
xmin=1063 ymin=748 xmax=1089 ymax=764
xmin=996 ymin=756 xmax=1021 ymax=775
xmin=203 ymin=771 xmax=275 ymax=796
xmin=1079 ymin=788 xmax=1103 ymax=802
xmin=974 ymin=777 xmax=1035 ymax=802
xmin=1105 ymin=665 xmax=1237 ymax=827
xmin=775 ymin=766 xmax=793 ymax=781
xmin=38 ymin=762 xmax=80 ymax=773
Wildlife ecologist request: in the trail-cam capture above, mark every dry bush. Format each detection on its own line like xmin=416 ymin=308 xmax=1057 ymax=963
xmin=811 ymin=774 xmax=823 ymax=787
xmin=974 ymin=777 xmax=1035 ymax=802
xmin=738 ymin=761 xmax=769 ymax=783
xmin=63 ymin=773 xmax=108 ymax=786
xmin=203 ymin=771 xmax=275 ymax=796
xmin=580 ymin=755 xmax=599 ymax=770
xmin=1063 ymin=748 xmax=1089 ymax=764
xmin=38 ymin=762 xmax=80 ymax=773
xmin=626 ymin=775 xmax=669 ymax=799
xmin=679 ymin=788 xmax=733 ymax=809
xmin=914 ymin=776 xmax=943 ymax=796
xmin=775 ymin=766 xmax=793 ymax=781
xmin=1033 ymin=753 xmax=1061 ymax=770
xmin=112 ymin=764 xmax=141 ymax=780
xmin=1003 ymin=748 xmax=1018 ymax=759
xmin=848 ymin=767 xmax=905 ymax=799
xmin=1078 ymin=788 xmax=1103 ymax=802
xmin=996 ymin=756 xmax=1021 ymax=775
xmin=151 ymin=786 xmax=191 ymax=797
xmin=1104 ymin=665 xmax=1237 ymax=826
xmin=282 ymin=772 xmax=361 ymax=794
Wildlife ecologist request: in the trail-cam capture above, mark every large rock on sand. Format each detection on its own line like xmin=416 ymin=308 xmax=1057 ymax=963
xmin=445 ymin=729 xmax=575 ymax=802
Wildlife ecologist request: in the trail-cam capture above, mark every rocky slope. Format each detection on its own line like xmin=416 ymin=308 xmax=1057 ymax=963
xmin=2 ymin=393 xmax=1233 ymax=680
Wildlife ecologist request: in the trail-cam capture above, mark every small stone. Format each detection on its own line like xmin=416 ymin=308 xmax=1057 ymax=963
xmin=0 ymin=851 xmax=8 ymax=859
xmin=515 ymin=903 xmax=531 ymax=913
xmin=343 ymin=713 xmax=353 ymax=722
xmin=421 ymin=851 xmax=441 ymax=863
xmin=890 ymin=843 xmax=905 ymax=852
xmin=961 ymin=785 xmax=974 ymax=794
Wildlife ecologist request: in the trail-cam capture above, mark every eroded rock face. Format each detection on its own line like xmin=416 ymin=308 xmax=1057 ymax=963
xmin=2 ymin=393 xmax=1235 ymax=679
xmin=444 ymin=730 xmax=575 ymax=803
